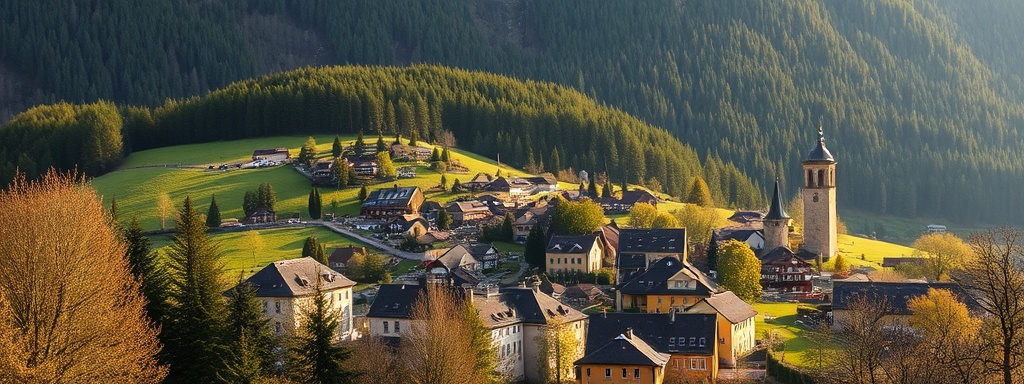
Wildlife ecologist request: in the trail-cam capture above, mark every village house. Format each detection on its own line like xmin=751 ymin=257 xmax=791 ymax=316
xmin=360 ymin=186 xmax=424 ymax=219
xmin=831 ymin=280 xmax=980 ymax=331
xmin=546 ymin=234 xmax=604 ymax=274
xmin=327 ymin=245 xmax=366 ymax=273
xmin=512 ymin=204 xmax=553 ymax=243
xmin=467 ymin=243 xmax=500 ymax=270
xmin=445 ymin=200 xmax=493 ymax=224
xmin=386 ymin=214 xmax=428 ymax=237
xmin=366 ymin=283 xmax=588 ymax=383
xmin=758 ymin=247 xmax=814 ymax=293
xmin=417 ymin=201 xmax=444 ymax=223
xmin=239 ymin=257 xmax=355 ymax=339
xmin=561 ymin=283 xmax=610 ymax=310
xmin=251 ymin=148 xmax=290 ymax=162
xmin=616 ymin=228 xmax=688 ymax=284
xmin=685 ymin=291 xmax=758 ymax=367
xmin=311 ymin=159 xmax=335 ymax=183
xmin=345 ymin=155 xmax=380 ymax=177
xmin=486 ymin=177 xmax=534 ymax=207
xmin=390 ymin=143 xmax=433 ymax=161
xmin=711 ymin=227 xmax=765 ymax=254
xmin=581 ymin=312 xmax=719 ymax=384
xmin=462 ymin=172 xmax=495 ymax=191
xmin=616 ymin=257 xmax=718 ymax=313
xmin=523 ymin=175 xmax=559 ymax=194
xmin=246 ymin=207 xmax=276 ymax=224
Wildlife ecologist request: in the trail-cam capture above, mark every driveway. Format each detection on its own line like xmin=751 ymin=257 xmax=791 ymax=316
xmin=320 ymin=222 xmax=422 ymax=260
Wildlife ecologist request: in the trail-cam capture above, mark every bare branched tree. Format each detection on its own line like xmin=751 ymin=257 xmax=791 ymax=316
xmin=401 ymin=285 xmax=490 ymax=384
xmin=0 ymin=170 xmax=167 ymax=382
xmin=829 ymin=296 xmax=891 ymax=384
xmin=964 ymin=227 xmax=1024 ymax=384
xmin=346 ymin=336 xmax=407 ymax=384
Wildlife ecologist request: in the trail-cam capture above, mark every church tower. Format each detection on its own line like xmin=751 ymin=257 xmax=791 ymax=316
xmin=802 ymin=127 xmax=837 ymax=260
xmin=763 ymin=178 xmax=790 ymax=252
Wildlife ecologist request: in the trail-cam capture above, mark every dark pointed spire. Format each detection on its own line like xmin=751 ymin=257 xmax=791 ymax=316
xmin=765 ymin=178 xmax=789 ymax=220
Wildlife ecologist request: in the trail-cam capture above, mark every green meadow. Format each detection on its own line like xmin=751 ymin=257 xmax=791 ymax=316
xmin=94 ymin=135 xmax=521 ymax=231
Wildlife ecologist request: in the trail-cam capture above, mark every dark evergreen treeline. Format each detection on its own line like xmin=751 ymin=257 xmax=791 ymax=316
xmin=0 ymin=65 xmax=764 ymax=208
xmin=3 ymin=0 xmax=1024 ymax=222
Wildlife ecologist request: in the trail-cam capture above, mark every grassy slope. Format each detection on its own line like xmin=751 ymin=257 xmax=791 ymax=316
xmin=94 ymin=135 xmax=514 ymax=231
xmin=150 ymin=226 xmax=379 ymax=277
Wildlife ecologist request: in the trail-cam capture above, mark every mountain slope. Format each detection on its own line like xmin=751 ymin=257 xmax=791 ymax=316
xmin=2 ymin=0 xmax=1024 ymax=222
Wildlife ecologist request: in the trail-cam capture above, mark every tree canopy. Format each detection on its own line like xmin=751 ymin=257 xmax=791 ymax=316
xmin=716 ymin=240 xmax=762 ymax=302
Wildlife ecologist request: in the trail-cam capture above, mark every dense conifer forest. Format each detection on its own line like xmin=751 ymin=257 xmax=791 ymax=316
xmin=3 ymin=0 xmax=1024 ymax=222
xmin=0 ymin=65 xmax=763 ymax=208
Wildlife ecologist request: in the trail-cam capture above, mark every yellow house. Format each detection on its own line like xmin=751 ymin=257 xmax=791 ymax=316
xmin=575 ymin=330 xmax=670 ymax=384
xmin=546 ymin=234 xmax=604 ymax=274
xmin=616 ymin=228 xmax=688 ymax=284
xmin=686 ymin=291 xmax=758 ymax=367
xmin=616 ymin=257 xmax=718 ymax=313
xmin=584 ymin=312 xmax=719 ymax=384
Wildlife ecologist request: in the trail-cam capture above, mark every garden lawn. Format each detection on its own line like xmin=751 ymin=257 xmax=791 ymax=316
xmin=148 ymin=226 xmax=378 ymax=278
xmin=95 ymin=135 xmax=523 ymax=231
xmin=753 ymin=302 xmax=820 ymax=367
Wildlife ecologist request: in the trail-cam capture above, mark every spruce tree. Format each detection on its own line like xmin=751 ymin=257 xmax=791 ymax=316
xmin=358 ymin=185 xmax=369 ymax=201
xmin=289 ymin=273 xmax=356 ymax=384
xmin=525 ymin=224 xmax=547 ymax=270
xmin=243 ymin=190 xmax=257 ymax=216
xmin=549 ymin=147 xmax=561 ymax=174
xmin=441 ymin=147 xmax=451 ymax=162
xmin=602 ymin=179 xmax=613 ymax=198
xmin=620 ymin=177 xmax=628 ymax=193
xmin=588 ymin=179 xmax=599 ymax=197
xmin=224 ymin=279 xmax=278 ymax=383
xmin=578 ymin=182 xmax=585 ymax=196
xmin=376 ymin=134 xmax=387 ymax=153
xmin=309 ymin=188 xmax=323 ymax=220
xmin=394 ymin=132 xmax=401 ymax=145
xmin=164 ymin=196 xmax=230 ymax=383
xmin=256 ymin=183 xmax=276 ymax=211
xmin=501 ymin=213 xmax=514 ymax=242
xmin=409 ymin=127 xmax=419 ymax=146
xmin=437 ymin=207 xmax=454 ymax=230
xmin=452 ymin=178 xmax=462 ymax=192
xmin=431 ymin=147 xmax=441 ymax=162
xmin=440 ymin=173 xmax=448 ymax=191
xmin=332 ymin=135 xmax=343 ymax=159
xmin=706 ymin=238 xmax=720 ymax=272
xmin=123 ymin=216 xmax=170 ymax=326
xmin=686 ymin=176 xmax=714 ymax=207
xmin=354 ymin=131 xmax=365 ymax=156
xmin=206 ymin=194 xmax=221 ymax=228
xmin=302 ymin=236 xmax=320 ymax=259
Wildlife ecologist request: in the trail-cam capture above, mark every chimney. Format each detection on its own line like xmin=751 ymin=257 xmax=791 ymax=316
xmin=670 ymin=308 xmax=676 ymax=324
xmin=519 ymin=281 xmax=527 ymax=289
xmin=601 ymin=308 xmax=607 ymax=318
xmin=531 ymin=279 xmax=541 ymax=293
xmin=625 ymin=328 xmax=633 ymax=340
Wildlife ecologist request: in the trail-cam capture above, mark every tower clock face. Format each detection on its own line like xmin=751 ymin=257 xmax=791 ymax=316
xmin=813 ymin=193 xmax=819 ymax=203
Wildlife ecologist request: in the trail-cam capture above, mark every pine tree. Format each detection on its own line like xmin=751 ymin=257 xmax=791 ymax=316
xmin=332 ymin=135 xmax=343 ymax=159
xmin=686 ymin=176 xmax=714 ymax=207
xmin=309 ymin=188 xmax=323 ymax=220
xmin=256 ymin=183 xmax=276 ymax=211
xmin=288 ymin=271 xmax=356 ymax=384
xmin=376 ymin=133 xmax=387 ymax=153
xmin=354 ymin=131 xmax=366 ymax=156
xmin=452 ymin=178 xmax=462 ymax=192
xmin=358 ymin=185 xmax=369 ymax=202
xmin=393 ymin=132 xmax=401 ymax=145
xmin=578 ymin=182 xmax=586 ymax=196
xmin=549 ymin=147 xmax=561 ymax=174
xmin=123 ymin=216 xmax=170 ymax=327
xmin=206 ymin=195 xmax=221 ymax=228
xmin=243 ymin=190 xmax=257 ymax=217
xmin=588 ymin=179 xmax=598 ymax=197
xmin=409 ymin=127 xmax=419 ymax=146
xmin=525 ymin=224 xmax=547 ymax=270
xmin=223 ymin=279 xmax=277 ymax=383
xmin=441 ymin=147 xmax=451 ymax=162
xmin=164 ymin=196 xmax=230 ymax=383
xmin=302 ymin=236 xmax=320 ymax=259
xmin=602 ymin=179 xmax=613 ymax=198
xmin=437 ymin=207 xmax=454 ymax=230
xmin=431 ymin=147 xmax=441 ymax=162
xmin=440 ymin=173 xmax=449 ymax=191
xmin=501 ymin=213 xmax=514 ymax=242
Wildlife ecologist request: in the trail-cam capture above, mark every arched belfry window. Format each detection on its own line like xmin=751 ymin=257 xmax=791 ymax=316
xmin=807 ymin=170 xmax=813 ymax=187
xmin=817 ymin=170 xmax=825 ymax=188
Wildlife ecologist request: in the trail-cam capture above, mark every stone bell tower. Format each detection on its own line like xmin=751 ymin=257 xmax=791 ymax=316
xmin=801 ymin=127 xmax=837 ymax=260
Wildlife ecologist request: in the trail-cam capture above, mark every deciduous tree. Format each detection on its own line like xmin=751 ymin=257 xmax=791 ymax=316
xmin=0 ymin=171 xmax=167 ymax=383
xmin=964 ymin=227 xmax=1024 ymax=384
xmin=376 ymin=151 xmax=396 ymax=179
xmin=651 ymin=212 xmax=678 ymax=228
xmin=908 ymin=288 xmax=987 ymax=383
xmin=628 ymin=202 xmax=658 ymax=228
xmin=549 ymin=197 xmax=604 ymax=236
xmin=157 ymin=192 xmax=173 ymax=230
xmin=672 ymin=205 xmax=720 ymax=249
xmin=299 ymin=136 xmax=318 ymax=167
xmin=913 ymin=232 xmax=974 ymax=281
xmin=402 ymin=285 xmax=494 ymax=384
xmin=535 ymin=316 xmax=582 ymax=384
xmin=716 ymin=240 xmax=761 ymax=302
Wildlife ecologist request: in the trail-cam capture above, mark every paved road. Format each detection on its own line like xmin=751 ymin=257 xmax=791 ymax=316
xmin=320 ymin=222 xmax=423 ymax=260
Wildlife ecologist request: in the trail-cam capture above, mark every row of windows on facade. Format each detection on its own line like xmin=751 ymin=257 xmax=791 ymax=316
xmin=500 ymin=340 xmax=522 ymax=359
xmin=550 ymin=257 xmax=585 ymax=265
xmin=261 ymin=291 xmax=349 ymax=314
xmin=670 ymin=336 xmax=706 ymax=347
xmin=760 ymin=274 xmax=812 ymax=282
xmin=492 ymin=324 xmax=521 ymax=338
xmin=585 ymin=359 xmax=707 ymax=379
xmin=383 ymin=320 xmax=401 ymax=333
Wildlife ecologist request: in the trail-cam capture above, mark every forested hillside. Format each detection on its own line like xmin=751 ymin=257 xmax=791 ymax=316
xmin=3 ymin=0 xmax=1024 ymax=222
xmin=0 ymin=65 xmax=763 ymax=208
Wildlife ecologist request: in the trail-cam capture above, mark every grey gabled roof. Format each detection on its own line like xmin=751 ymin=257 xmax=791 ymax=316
xmin=764 ymin=179 xmax=789 ymax=220
xmin=435 ymin=244 xmax=480 ymax=270
xmin=618 ymin=257 xmax=717 ymax=296
xmin=832 ymin=281 xmax=980 ymax=315
xmin=585 ymin=312 xmax=717 ymax=356
xmin=243 ymin=257 xmax=355 ymax=297
xmin=547 ymin=234 xmax=600 ymax=254
xmin=575 ymin=333 xmax=670 ymax=367
xmin=618 ymin=228 xmax=687 ymax=254
xmin=366 ymin=284 xmax=428 ymax=319
xmin=363 ymin=187 xmax=420 ymax=208
xmin=694 ymin=291 xmax=758 ymax=324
